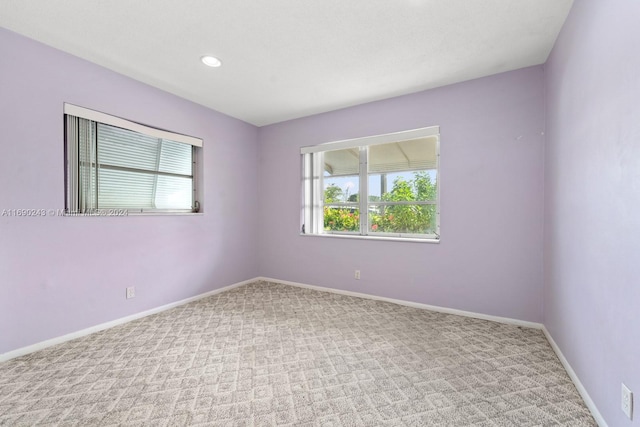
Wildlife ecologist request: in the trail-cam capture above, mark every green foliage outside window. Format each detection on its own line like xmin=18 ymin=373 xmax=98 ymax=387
xmin=324 ymin=185 xmax=343 ymax=203
xmin=324 ymin=171 xmax=437 ymax=234
xmin=323 ymin=206 xmax=360 ymax=231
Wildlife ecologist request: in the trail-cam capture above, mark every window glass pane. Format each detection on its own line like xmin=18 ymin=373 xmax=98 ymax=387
xmin=324 ymin=207 xmax=360 ymax=232
xmin=98 ymin=124 xmax=160 ymax=171
xmin=324 ymin=173 xmax=360 ymax=203
xmin=323 ymin=147 xmax=359 ymax=176
xmin=95 ymin=123 xmax=193 ymax=210
xmin=369 ymin=204 xmax=437 ymax=235
xmin=155 ymin=175 xmax=193 ymax=209
xmin=98 ymin=169 xmax=155 ymax=209
xmin=158 ymin=139 xmax=192 ymax=176
xmin=368 ymin=170 xmax=437 ymax=202
xmin=323 ymin=148 xmax=360 ymax=203
xmin=369 ymin=136 xmax=437 ymax=173
xmin=368 ymin=137 xmax=437 ymax=205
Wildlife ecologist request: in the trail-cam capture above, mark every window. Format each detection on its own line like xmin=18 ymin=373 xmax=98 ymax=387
xmin=301 ymin=126 xmax=439 ymax=241
xmin=64 ymin=104 xmax=202 ymax=214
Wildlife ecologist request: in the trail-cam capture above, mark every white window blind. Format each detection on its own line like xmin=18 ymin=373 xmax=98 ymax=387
xmin=65 ymin=104 xmax=201 ymax=214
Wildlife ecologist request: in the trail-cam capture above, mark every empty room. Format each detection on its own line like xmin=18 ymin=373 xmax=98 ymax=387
xmin=0 ymin=0 xmax=638 ymax=426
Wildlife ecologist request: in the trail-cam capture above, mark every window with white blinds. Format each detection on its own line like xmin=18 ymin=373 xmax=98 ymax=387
xmin=64 ymin=104 xmax=202 ymax=214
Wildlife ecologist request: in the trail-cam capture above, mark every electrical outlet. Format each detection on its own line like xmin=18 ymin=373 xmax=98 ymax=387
xmin=622 ymin=383 xmax=633 ymax=419
xmin=126 ymin=286 xmax=135 ymax=299
xmin=354 ymin=270 xmax=360 ymax=280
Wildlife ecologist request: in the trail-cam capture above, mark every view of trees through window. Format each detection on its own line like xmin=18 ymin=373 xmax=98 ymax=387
xmin=302 ymin=127 xmax=439 ymax=239
xmin=323 ymin=170 xmax=437 ymax=235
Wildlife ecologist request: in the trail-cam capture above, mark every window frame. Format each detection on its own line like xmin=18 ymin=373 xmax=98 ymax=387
xmin=301 ymin=126 xmax=440 ymax=242
xmin=63 ymin=103 xmax=202 ymax=215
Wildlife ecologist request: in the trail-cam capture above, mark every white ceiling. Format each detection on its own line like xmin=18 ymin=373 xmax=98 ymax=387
xmin=0 ymin=0 xmax=573 ymax=126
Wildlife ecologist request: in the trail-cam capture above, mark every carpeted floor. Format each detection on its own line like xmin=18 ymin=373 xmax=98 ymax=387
xmin=0 ymin=281 xmax=596 ymax=426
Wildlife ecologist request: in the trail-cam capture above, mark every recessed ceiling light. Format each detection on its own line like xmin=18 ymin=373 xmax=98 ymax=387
xmin=201 ymin=55 xmax=222 ymax=68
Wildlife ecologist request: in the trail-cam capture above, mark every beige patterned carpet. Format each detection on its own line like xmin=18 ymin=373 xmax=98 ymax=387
xmin=0 ymin=281 xmax=596 ymax=426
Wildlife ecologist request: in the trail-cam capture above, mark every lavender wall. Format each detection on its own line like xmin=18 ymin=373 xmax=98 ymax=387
xmin=544 ymin=1 xmax=640 ymax=425
xmin=258 ymin=66 xmax=545 ymax=322
xmin=0 ymin=28 xmax=259 ymax=355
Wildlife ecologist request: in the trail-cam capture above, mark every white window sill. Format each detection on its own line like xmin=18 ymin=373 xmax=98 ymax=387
xmin=300 ymin=233 xmax=440 ymax=244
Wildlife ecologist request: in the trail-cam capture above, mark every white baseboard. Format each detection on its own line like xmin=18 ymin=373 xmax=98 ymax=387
xmin=0 ymin=277 xmax=259 ymax=363
xmin=257 ymin=276 xmax=543 ymax=329
xmin=542 ymin=327 xmax=608 ymax=427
